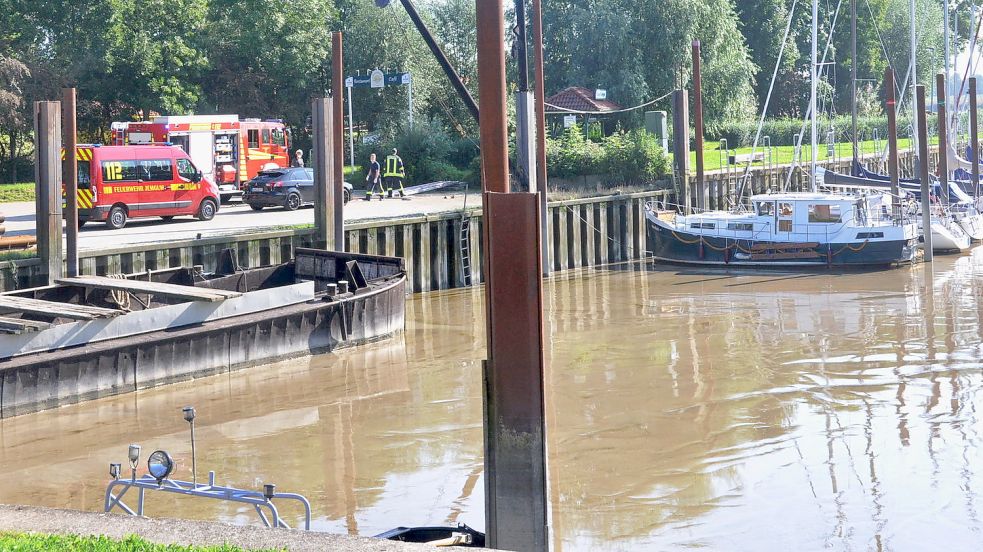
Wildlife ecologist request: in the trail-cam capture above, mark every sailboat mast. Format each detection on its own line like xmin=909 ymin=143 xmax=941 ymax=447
xmin=811 ymin=0 xmax=819 ymax=191
xmin=945 ymin=0 xmax=952 ymax=113
xmin=851 ymin=0 xmax=858 ymax=165
xmin=909 ymin=0 xmax=919 ymax=166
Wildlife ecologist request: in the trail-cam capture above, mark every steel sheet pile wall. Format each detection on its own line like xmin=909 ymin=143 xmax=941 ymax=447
xmin=0 ymin=147 xmax=935 ymax=293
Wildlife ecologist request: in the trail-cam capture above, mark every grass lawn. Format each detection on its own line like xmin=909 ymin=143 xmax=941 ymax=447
xmin=0 ymin=532 xmax=283 ymax=551
xmin=690 ymin=136 xmax=940 ymax=172
xmin=0 ymin=183 xmax=35 ymax=203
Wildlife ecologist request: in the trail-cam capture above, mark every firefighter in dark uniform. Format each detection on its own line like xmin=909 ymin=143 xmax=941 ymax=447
xmin=364 ymin=153 xmax=384 ymax=200
xmin=383 ymin=148 xmax=407 ymax=198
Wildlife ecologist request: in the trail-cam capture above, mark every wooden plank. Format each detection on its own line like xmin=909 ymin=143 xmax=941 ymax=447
xmin=0 ymin=295 xmax=121 ymax=320
xmin=56 ymin=276 xmax=241 ymax=302
xmin=750 ymin=242 xmax=820 ymax=252
xmin=0 ymin=315 xmax=51 ymax=334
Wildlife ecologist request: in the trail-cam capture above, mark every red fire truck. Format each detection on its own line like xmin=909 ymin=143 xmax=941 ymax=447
xmin=112 ymin=115 xmax=291 ymax=202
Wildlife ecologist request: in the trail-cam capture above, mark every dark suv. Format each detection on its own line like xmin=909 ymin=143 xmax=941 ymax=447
xmin=243 ymin=167 xmax=352 ymax=211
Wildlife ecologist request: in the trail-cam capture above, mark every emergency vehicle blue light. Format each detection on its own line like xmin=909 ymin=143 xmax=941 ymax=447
xmin=93 ymin=143 xmax=102 ymax=147
xmin=164 ymin=142 xmax=173 ymax=146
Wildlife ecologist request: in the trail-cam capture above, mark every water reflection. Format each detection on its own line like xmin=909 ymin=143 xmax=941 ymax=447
xmin=1 ymin=253 xmax=981 ymax=550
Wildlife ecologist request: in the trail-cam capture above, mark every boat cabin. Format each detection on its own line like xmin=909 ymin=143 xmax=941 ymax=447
xmin=680 ymin=192 xmax=890 ymax=240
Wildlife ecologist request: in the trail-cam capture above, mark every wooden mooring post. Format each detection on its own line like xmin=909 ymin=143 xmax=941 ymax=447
xmin=916 ymin=85 xmax=933 ymax=260
xmin=672 ymin=89 xmax=691 ymax=214
xmin=332 ymin=32 xmax=346 ymax=251
xmin=33 ymin=101 xmax=63 ymax=285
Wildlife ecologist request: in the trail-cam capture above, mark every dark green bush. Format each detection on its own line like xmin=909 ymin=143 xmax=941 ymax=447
xmin=353 ymin=121 xmax=476 ymax=186
xmin=546 ymin=128 xmax=668 ymax=184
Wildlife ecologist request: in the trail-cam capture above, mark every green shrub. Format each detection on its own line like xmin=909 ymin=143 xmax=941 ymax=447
xmin=353 ymin=121 xmax=475 ymax=186
xmin=546 ymin=128 xmax=668 ymax=184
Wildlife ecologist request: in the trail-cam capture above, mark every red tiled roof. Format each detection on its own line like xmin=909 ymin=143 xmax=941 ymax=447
xmin=545 ymin=87 xmax=622 ymax=112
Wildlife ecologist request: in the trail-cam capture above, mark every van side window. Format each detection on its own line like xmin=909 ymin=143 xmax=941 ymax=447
xmin=102 ymin=160 xmax=139 ymax=182
xmin=272 ymin=128 xmax=286 ymax=147
xmin=140 ymin=159 xmax=173 ymax=181
xmin=177 ymin=158 xmax=197 ymax=180
xmin=78 ymin=161 xmax=91 ymax=189
xmin=248 ymin=130 xmax=259 ymax=149
xmin=262 ymin=129 xmax=271 ymax=145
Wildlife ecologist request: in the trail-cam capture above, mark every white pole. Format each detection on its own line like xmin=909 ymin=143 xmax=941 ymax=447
xmin=811 ymin=0 xmax=818 ymax=191
xmin=408 ymin=74 xmax=414 ymax=130
xmin=945 ymin=0 xmax=952 ymax=131
xmin=347 ymin=84 xmax=355 ymax=168
xmin=910 ymin=0 xmax=919 ymax=164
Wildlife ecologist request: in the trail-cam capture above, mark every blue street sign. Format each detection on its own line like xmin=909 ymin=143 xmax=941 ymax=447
xmin=345 ymin=72 xmax=411 ymax=88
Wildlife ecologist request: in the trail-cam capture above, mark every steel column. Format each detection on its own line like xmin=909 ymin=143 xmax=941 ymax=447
xmin=312 ymin=97 xmax=336 ymax=249
xmin=63 ymin=88 xmax=79 ymax=277
xmin=692 ymin=41 xmax=706 ymax=211
xmin=532 ymin=0 xmax=549 ymax=275
xmin=971 ymin=77 xmax=980 ymax=199
xmin=937 ymin=73 xmax=950 ymax=207
xmin=33 ymin=101 xmax=63 ymax=284
xmin=917 ymin=85 xmax=934 ymax=260
xmin=886 ymin=68 xmax=900 ymax=216
xmin=477 ymin=0 xmax=548 ymax=548
xmin=332 ymin=33 xmax=346 ymax=250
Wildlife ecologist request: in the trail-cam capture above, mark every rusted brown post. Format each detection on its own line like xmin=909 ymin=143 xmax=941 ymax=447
xmin=692 ymin=41 xmax=705 ymax=211
xmin=33 ymin=101 xmax=63 ymax=284
xmin=477 ymin=0 xmax=548 ymax=547
xmin=971 ymin=77 xmax=980 ymax=199
xmin=672 ymin=89 xmax=691 ymax=213
xmin=62 ymin=88 xmax=79 ymax=276
xmin=885 ymin=68 xmax=900 ymax=217
xmin=332 ymin=32 xmax=346 ymax=250
xmin=532 ymin=0 xmax=549 ymax=275
xmin=917 ymin=85 xmax=934 ymax=260
xmin=937 ymin=73 xmax=950 ymax=207
xmin=312 ymin=97 xmax=336 ymax=249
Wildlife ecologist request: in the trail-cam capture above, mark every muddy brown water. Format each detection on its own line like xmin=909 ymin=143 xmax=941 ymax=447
xmin=1 ymin=252 xmax=982 ymax=550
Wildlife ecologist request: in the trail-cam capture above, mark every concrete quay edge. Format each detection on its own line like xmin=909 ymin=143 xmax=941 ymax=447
xmin=0 ymin=504 xmax=488 ymax=551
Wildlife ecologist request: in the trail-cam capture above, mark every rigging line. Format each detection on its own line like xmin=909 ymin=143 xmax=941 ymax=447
xmin=736 ymin=0 xmax=800 ymax=204
xmin=544 ymin=90 xmax=674 ymax=115
xmin=863 ymin=0 xmax=899 ymax=89
xmin=785 ymin=0 xmax=845 ymax=191
xmin=952 ymin=10 xmax=983 ymax=134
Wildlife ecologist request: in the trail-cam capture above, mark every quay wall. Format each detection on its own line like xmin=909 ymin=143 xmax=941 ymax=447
xmin=0 ymin=149 xmax=930 ymax=294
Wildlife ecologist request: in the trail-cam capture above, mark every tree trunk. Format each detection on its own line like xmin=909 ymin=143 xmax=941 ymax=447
xmin=9 ymin=129 xmax=17 ymax=184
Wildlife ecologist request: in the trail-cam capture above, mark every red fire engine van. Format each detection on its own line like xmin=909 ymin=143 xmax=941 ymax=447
xmin=112 ymin=115 xmax=291 ymax=202
xmin=63 ymin=145 xmax=220 ymax=230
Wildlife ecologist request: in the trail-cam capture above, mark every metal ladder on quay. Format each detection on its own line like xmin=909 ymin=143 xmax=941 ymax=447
xmin=460 ymin=214 xmax=473 ymax=287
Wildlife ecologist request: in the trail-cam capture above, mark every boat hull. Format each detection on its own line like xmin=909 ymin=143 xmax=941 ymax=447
xmin=646 ymin=216 xmax=915 ymax=267
xmin=0 ymin=260 xmax=406 ymax=418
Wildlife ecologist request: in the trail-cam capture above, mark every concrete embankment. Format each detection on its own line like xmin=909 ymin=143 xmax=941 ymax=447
xmin=0 ymin=504 xmax=481 ymax=551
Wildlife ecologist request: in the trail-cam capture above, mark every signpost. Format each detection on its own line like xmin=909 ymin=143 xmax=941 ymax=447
xmin=344 ymin=70 xmax=413 ymax=167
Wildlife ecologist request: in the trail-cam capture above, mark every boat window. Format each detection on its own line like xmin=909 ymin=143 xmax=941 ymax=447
xmin=756 ymin=201 xmax=775 ymax=216
xmin=778 ymin=220 xmax=793 ymax=232
xmin=689 ymin=222 xmax=715 ymax=229
xmin=727 ymin=223 xmax=754 ymax=231
xmin=856 ymin=232 xmax=884 ymax=239
xmin=808 ymin=204 xmax=842 ymax=223
xmin=778 ymin=202 xmax=794 ymax=217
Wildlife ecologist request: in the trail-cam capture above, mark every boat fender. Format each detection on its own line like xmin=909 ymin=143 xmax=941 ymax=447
xmin=698 ymin=238 xmax=704 ymax=259
xmin=723 ymin=245 xmax=730 ymax=264
xmin=826 ymin=245 xmax=832 ymax=267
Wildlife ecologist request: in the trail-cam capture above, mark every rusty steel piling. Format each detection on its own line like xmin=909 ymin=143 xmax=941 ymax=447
xmin=477 ymin=0 xmax=549 ymax=547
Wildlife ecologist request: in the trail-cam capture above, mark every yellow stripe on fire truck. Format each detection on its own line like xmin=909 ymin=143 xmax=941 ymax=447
xmin=61 ymin=189 xmax=94 ymax=209
xmin=59 ymin=148 xmax=93 ymax=161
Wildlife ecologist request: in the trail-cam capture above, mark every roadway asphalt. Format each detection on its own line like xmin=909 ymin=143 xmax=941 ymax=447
xmin=1 ymin=189 xmax=480 ymax=251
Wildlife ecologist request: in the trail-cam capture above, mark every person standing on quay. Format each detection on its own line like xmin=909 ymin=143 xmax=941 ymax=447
xmin=291 ymin=149 xmax=305 ymax=167
xmin=383 ymin=148 xmax=407 ymax=199
xmin=364 ymin=153 xmax=384 ymax=201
